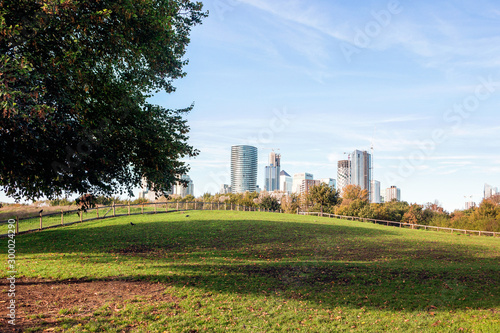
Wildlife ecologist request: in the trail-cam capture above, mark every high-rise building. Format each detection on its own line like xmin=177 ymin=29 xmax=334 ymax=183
xmin=371 ymin=180 xmax=381 ymax=203
xmin=484 ymin=183 xmax=498 ymax=199
xmin=320 ymin=178 xmax=336 ymax=189
xmin=337 ymin=160 xmax=351 ymax=195
xmin=292 ymin=173 xmax=313 ymax=194
xmin=264 ymin=152 xmax=281 ymax=192
xmin=350 ymin=150 xmax=372 ymax=200
xmin=385 ymin=185 xmax=401 ymax=202
xmin=139 ymin=176 xmax=183 ymax=201
xmin=174 ymin=175 xmax=194 ymax=197
xmin=300 ymin=179 xmax=320 ymax=194
xmin=220 ymin=184 xmax=231 ymax=194
xmin=280 ymin=170 xmax=292 ymax=195
xmin=465 ymin=201 xmax=476 ymax=210
xmin=231 ymin=145 xmax=258 ymax=193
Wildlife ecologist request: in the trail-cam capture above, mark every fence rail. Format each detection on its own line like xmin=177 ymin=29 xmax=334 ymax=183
xmin=298 ymin=211 xmax=500 ymax=237
xmin=0 ymin=202 xmax=499 ymax=238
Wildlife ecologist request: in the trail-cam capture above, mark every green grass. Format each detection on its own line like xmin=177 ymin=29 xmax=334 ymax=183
xmin=1 ymin=210 xmax=499 ymax=332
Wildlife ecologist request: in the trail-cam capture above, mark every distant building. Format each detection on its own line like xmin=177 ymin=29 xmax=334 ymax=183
xmin=385 ymin=185 xmax=401 ymax=202
xmin=371 ymin=180 xmax=381 ymax=203
xmin=220 ymin=184 xmax=231 ymax=194
xmin=231 ymin=145 xmax=258 ymax=193
xmin=264 ymin=152 xmax=281 ymax=192
xmin=139 ymin=176 xmax=182 ymax=201
xmin=174 ymin=175 xmax=194 ymax=197
xmin=292 ymin=173 xmax=313 ymax=194
xmin=465 ymin=201 xmax=476 ymax=210
xmin=337 ymin=160 xmax=351 ymax=195
xmin=350 ymin=150 xmax=372 ymax=201
xmin=300 ymin=179 xmax=320 ymax=194
xmin=280 ymin=170 xmax=293 ymax=195
xmin=320 ymin=178 xmax=336 ymax=189
xmin=138 ymin=178 xmax=162 ymax=201
xmin=484 ymin=183 xmax=498 ymax=199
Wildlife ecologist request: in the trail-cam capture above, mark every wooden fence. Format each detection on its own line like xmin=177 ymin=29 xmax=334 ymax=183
xmin=0 ymin=201 xmax=279 ymax=237
xmin=0 ymin=202 xmax=499 ymax=238
xmin=298 ymin=211 xmax=500 ymax=237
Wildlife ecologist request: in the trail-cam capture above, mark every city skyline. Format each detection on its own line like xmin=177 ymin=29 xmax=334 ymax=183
xmin=1 ymin=0 xmax=499 ymax=211
xmin=159 ymin=0 xmax=499 ymax=212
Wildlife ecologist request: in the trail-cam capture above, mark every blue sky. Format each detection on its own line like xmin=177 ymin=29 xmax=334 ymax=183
xmin=162 ymin=0 xmax=500 ymax=211
xmin=3 ymin=0 xmax=499 ymax=211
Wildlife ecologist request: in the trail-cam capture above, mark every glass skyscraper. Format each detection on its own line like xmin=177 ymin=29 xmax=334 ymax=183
xmin=264 ymin=151 xmax=281 ymax=192
xmin=337 ymin=160 xmax=351 ymax=195
xmin=231 ymin=145 xmax=258 ymax=193
xmin=349 ymin=150 xmax=372 ymax=201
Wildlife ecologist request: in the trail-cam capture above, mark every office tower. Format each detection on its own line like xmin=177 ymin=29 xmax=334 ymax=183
xmin=220 ymin=184 xmax=231 ymax=194
xmin=337 ymin=160 xmax=351 ymax=195
xmin=385 ymin=185 xmax=401 ymax=202
xmin=138 ymin=177 xmax=174 ymax=201
xmin=264 ymin=151 xmax=281 ymax=191
xmin=174 ymin=175 xmax=194 ymax=197
xmin=231 ymin=145 xmax=258 ymax=193
xmin=484 ymin=183 xmax=498 ymax=199
xmin=349 ymin=150 xmax=372 ymax=200
xmin=371 ymin=180 xmax=381 ymax=203
xmin=300 ymin=179 xmax=320 ymax=194
xmin=280 ymin=170 xmax=292 ymax=194
xmin=320 ymin=178 xmax=336 ymax=189
xmin=292 ymin=172 xmax=313 ymax=194
xmin=465 ymin=201 xmax=476 ymax=210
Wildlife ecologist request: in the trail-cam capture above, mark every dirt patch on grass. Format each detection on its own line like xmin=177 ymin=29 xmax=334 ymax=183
xmin=0 ymin=277 xmax=176 ymax=332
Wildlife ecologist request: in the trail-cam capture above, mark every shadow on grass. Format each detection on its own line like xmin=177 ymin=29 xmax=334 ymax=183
xmin=155 ymin=260 xmax=500 ymax=311
xmin=14 ymin=260 xmax=500 ymax=313
xmin=17 ymin=216 xmax=402 ymax=255
xmin=13 ymin=214 xmax=500 ymax=314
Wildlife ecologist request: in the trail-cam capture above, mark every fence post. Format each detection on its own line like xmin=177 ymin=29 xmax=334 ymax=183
xmin=39 ymin=211 xmax=43 ymax=230
xmin=16 ymin=216 xmax=19 ymax=235
xmin=80 ymin=210 xmax=83 ymax=222
xmin=128 ymin=202 xmax=131 ymax=215
xmin=154 ymin=202 xmax=157 ymax=214
xmin=176 ymin=201 xmax=179 ymax=211
xmin=113 ymin=202 xmax=116 ymax=217
xmin=96 ymin=206 xmax=99 ymax=219
xmin=61 ymin=210 xmax=64 ymax=225
xmin=141 ymin=204 xmax=144 ymax=214
xmin=297 ymin=208 xmax=299 ymax=214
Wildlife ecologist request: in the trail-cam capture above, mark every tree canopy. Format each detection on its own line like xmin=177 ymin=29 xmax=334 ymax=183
xmin=307 ymin=183 xmax=339 ymax=215
xmin=0 ymin=0 xmax=207 ymax=200
xmin=341 ymin=184 xmax=368 ymax=202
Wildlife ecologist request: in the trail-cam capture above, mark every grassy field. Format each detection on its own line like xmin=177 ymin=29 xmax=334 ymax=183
xmin=1 ymin=210 xmax=499 ymax=332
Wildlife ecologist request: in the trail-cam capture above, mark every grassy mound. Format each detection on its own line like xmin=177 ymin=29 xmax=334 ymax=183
xmin=1 ymin=211 xmax=499 ymax=332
